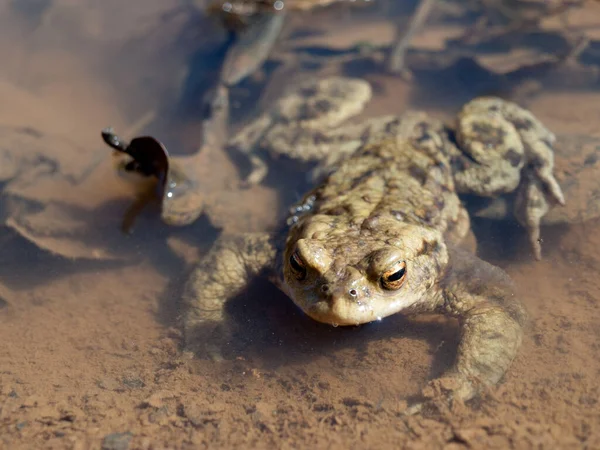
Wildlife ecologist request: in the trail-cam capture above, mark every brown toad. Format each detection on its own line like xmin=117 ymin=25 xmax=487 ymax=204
xmin=227 ymin=76 xmax=564 ymax=257
xmin=182 ymin=77 xmax=564 ymax=412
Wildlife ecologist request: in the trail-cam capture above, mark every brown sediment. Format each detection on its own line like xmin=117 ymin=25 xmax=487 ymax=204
xmin=2 ymin=1 xmax=600 ymax=448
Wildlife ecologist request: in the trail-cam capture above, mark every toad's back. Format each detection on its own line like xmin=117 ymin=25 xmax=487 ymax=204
xmin=288 ymin=138 xmax=470 ymax=248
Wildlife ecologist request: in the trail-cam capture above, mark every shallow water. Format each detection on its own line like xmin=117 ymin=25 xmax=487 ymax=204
xmin=2 ymin=1 xmax=600 ymax=448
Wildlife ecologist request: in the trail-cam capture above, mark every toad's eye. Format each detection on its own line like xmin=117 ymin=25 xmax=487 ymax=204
xmin=289 ymin=250 xmax=307 ymax=281
xmin=381 ymin=261 xmax=407 ymax=290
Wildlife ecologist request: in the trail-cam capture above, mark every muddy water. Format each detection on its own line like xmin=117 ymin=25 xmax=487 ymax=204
xmin=2 ymin=1 xmax=600 ymax=449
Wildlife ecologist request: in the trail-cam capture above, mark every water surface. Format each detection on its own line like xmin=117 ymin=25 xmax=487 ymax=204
xmin=1 ymin=1 xmax=600 ymax=448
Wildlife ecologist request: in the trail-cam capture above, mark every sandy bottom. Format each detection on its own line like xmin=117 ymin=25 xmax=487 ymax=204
xmin=5 ymin=219 xmax=600 ymax=449
xmin=2 ymin=2 xmax=600 ymax=449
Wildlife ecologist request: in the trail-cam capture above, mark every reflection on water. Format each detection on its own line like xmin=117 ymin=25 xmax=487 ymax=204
xmin=2 ymin=1 xmax=600 ymax=448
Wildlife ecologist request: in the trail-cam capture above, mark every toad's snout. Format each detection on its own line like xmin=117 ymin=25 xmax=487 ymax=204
xmin=318 ymin=266 xmax=365 ymax=304
xmin=319 ymin=283 xmax=360 ymax=301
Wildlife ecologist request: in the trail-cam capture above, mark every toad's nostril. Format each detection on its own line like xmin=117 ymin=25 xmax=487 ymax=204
xmin=349 ymin=289 xmax=358 ymax=297
xmin=321 ymin=284 xmax=330 ymax=293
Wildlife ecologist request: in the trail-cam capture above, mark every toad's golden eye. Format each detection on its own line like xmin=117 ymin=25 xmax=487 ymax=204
xmin=381 ymin=261 xmax=407 ymax=290
xmin=289 ymin=250 xmax=307 ymax=280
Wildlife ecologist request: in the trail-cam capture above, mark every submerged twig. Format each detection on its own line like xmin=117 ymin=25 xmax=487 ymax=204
xmin=387 ymin=0 xmax=437 ymax=76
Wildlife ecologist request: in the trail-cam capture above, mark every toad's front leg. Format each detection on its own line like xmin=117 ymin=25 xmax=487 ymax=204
xmin=408 ymin=246 xmax=526 ymax=414
xmin=181 ymin=232 xmax=279 ymax=360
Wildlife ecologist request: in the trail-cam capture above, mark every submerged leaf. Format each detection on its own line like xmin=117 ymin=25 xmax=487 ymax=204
xmin=101 ymin=128 xmax=205 ymax=228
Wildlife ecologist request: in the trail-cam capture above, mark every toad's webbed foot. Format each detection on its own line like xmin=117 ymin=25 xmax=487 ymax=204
xmin=452 ymin=97 xmax=565 ymax=258
xmin=412 ymin=246 xmax=526 ymax=411
xmin=181 ymin=232 xmax=278 ymax=359
xmin=402 ymin=375 xmax=479 ymax=416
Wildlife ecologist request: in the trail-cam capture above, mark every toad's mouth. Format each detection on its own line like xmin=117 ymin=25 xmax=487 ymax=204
xmin=302 ymin=299 xmax=382 ymax=327
xmin=289 ymin=291 xmax=415 ymax=327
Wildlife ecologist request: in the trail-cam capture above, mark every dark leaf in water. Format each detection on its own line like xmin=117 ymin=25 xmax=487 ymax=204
xmin=101 ymin=128 xmax=170 ymax=191
xmin=101 ymin=128 xmax=204 ymax=228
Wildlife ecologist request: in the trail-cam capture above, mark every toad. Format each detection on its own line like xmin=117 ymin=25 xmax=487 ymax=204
xmin=182 ymin=76 xmax=564 ymax=412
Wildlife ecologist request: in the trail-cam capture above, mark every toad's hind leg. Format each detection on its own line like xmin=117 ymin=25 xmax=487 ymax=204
xmin=451 ymin=97 xmax=565 ymax=259
xmin=408 ymin=246 xmax=526 ymax=414
xmin=227 ymin=77 xmax=373 ymax=187
xmin=181 ymin=232 xmax=278 ymax=360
